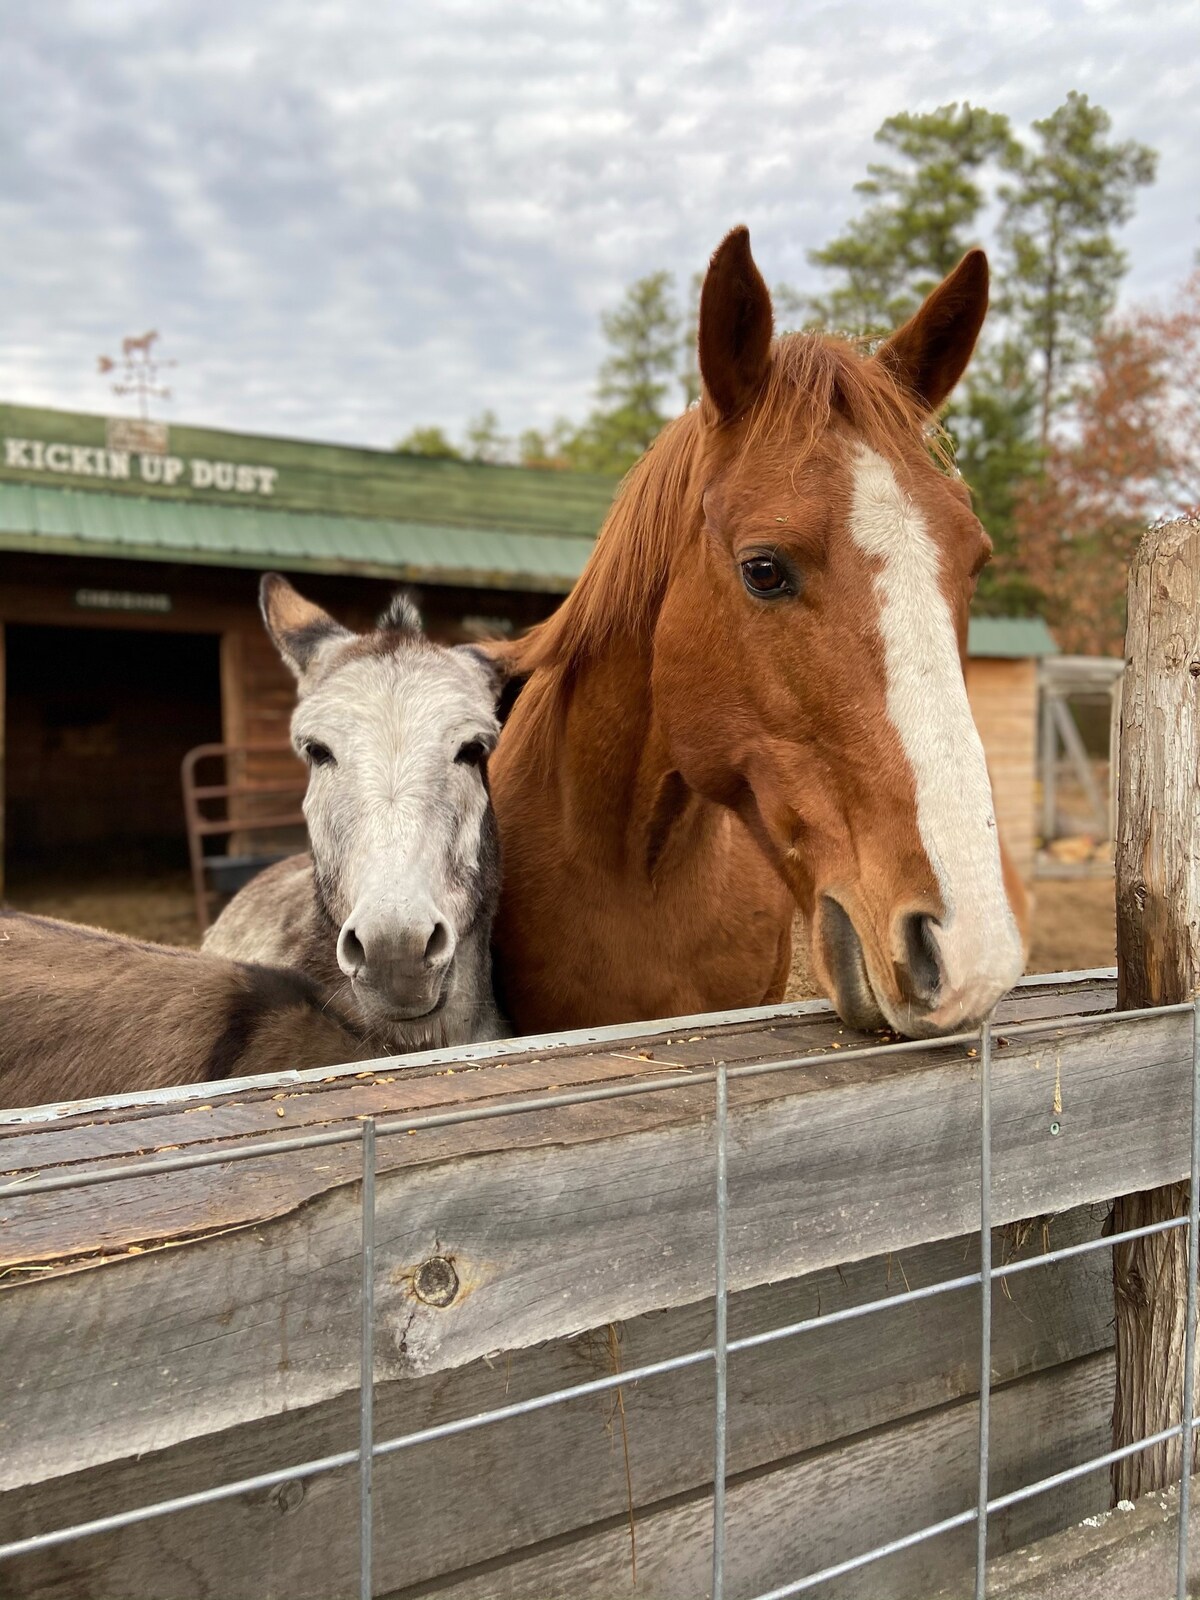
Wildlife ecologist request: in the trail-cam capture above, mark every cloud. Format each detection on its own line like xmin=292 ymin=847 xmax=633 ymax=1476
xmin=0 ymin=0 xmax=1194 ymax=446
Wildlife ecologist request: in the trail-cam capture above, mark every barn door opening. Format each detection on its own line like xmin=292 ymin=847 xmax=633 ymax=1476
xmin=2 ymin=623 xmax=221 ymax=940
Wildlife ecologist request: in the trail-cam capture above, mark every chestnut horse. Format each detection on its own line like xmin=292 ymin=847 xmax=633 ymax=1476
xmin=489 ymin=227 xmax=1027 ymax=1039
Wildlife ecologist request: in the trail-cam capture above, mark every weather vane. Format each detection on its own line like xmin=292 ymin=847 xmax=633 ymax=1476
xmin=97 ymin=332 xmax=177 ymax=420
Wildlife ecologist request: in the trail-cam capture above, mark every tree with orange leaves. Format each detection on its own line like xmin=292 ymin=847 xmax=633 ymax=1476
xmin=1138 ymin=268 xmax=1200 ymax=515
xmin=1009 ymin=316 xmax=1179 ymax=655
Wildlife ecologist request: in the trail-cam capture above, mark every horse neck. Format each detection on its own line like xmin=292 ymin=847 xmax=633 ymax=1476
xmin=511 ymin=608 xmax=720 ymax=885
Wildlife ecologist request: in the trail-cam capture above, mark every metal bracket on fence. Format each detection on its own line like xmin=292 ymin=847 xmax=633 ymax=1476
xmin=361 ymin=1119 xmax=377 ymax=1600
xmin=976 ymin=1019 xmax=993 ymax=1600
xmin=712 ymin=1062 xmax=729 ymax=1600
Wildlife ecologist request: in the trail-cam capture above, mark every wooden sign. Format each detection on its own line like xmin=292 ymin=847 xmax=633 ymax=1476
xmin=106 ymin=417 xmax=169 ymax=454
xmin=74 ymin=588 xmax=172 ymax=614
xmin=3 ymin=435 xmax=278 ymax=496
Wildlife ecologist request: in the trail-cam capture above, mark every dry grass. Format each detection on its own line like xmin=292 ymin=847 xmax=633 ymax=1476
xmin=4 ymin=871 xmax=201 ymax=948
xmin=1025 ymin=875 xmax=1116 ymax=975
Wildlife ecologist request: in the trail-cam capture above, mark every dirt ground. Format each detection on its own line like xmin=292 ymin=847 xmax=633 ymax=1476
xmin=4 ymin=870 xmax=202 ymax=948
xmin=5 ymin=869 xmax=1117 ymax=995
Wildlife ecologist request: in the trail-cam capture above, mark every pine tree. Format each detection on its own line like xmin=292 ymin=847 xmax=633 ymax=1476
xmin=464 ymin=409 xmax=508 ymax=463
xmin=806 ymin=103 xmax=1017 ymax=331
xmin=944 ymin=344 xmax=1044 ymax=614
xmin=395 ymin=425 xmax=461 ymax=459
xmin=997 ymin=92 xmax=1157 ymax=447
xmin=557 ymin=272 xmax=682 ymax=474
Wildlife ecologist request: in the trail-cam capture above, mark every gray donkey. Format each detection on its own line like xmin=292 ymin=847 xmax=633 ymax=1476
xmin=0 ymin=909 xmax=376 ymax=1108
xmin=205 ymin=574 xmax=509 ymax=1051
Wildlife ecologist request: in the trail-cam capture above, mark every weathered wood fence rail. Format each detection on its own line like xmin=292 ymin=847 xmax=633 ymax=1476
xmin=2 ymin=969 xmax=1195 ymax=1599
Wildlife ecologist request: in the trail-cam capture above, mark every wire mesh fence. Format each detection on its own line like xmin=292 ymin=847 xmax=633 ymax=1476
xmin=3 ymin=995 xmax=1199 ymax=1600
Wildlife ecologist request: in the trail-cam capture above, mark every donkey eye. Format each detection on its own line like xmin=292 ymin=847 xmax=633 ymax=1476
xmin=304 ymin=741 xmax=335 ymax=768
xmin=740 ymin=556 xmax=790 ymax=597
xmin=455 ymin=739 xmax=488 ymax=768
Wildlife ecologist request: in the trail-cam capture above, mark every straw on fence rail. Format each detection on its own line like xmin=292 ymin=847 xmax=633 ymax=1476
xmin=360 ymin=1118 xmax=376 ymax=1600
xmin=5 ymin=994 xmax=1200 ymax=1588
xmin=6 ymin=998 xmax=1190 ymax=1202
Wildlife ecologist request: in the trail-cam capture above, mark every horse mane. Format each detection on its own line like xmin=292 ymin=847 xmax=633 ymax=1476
xmin=513 ymin=331 xmax=941 ymax=680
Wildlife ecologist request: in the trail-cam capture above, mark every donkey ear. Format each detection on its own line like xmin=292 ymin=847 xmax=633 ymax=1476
xmin=259 ymin=573 xmax=351 ymax=679
xmin=456 ymin=640 xmax=527 ymax=727
xmin=377 ymin=590 xmax=423 ymax=635
xmin=873 ymin=249 xmax=989 ymax=413
xmin=698 ymin=226 xmax=774 ymax=420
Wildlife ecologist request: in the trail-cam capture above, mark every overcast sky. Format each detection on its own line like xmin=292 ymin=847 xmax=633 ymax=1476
xmin=0 ymin=0 xmax=1195 ymax=449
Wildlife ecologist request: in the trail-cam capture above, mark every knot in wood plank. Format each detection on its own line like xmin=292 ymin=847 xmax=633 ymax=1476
xmin=413 ymin=1255 xmax=460 ymax=1307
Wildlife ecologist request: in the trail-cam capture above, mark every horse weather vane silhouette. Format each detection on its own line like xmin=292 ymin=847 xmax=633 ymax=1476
xmin=97 ymin=332 xmax=177 ymax=420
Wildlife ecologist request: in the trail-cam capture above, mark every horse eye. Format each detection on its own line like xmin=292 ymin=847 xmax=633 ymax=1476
xmin=304 ymin=741 xmax=335 ymax=768
xmin=740 ymin=556 xmax=789 ymax=597
xmin=455 ymin=740 xmax=487 ymax=768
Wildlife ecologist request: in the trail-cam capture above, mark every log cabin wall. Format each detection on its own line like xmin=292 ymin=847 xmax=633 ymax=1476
xmin=965 ymin=656 xmax=1039 ymax=882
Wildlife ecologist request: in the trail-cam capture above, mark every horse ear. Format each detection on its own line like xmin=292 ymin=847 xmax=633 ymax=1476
xmin=698 ymin=226 xmax=774 ymax=420
xmin=873 ymin=249 xmax=989 ymax=413
xmin=259 ymin=573 xmax=351 ymax=679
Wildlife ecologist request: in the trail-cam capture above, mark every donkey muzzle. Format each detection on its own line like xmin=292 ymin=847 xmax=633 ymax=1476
xmin=337 ymin=902 xmax=457 ymax=1019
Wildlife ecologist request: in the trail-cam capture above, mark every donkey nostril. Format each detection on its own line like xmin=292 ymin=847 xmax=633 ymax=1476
xmin=424 ymin=921 xmax=451 ymax=965
xmin=902 ymin=913 xmax=942 ymax=1004
xmin=339 ymin=925 xmax=366 ymax=976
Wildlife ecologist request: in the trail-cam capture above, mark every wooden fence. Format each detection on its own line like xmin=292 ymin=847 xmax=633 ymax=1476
xmin=3 ymin=968 xmax=1196 ymax=1599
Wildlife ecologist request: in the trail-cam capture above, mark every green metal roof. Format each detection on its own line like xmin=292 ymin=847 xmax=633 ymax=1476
xmin=0 ymin=484 xmax=1072 ymax=632
xmin=0 ymin=482 xmax=595 ymax=593
xmin=967 ymin=616 xmax=1058 ymax=659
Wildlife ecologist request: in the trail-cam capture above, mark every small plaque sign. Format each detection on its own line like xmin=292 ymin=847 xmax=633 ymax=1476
xmin=106 ymin=417 xmax=169 ymax=454
xmin=461 ymin=615 xmax=515 ymax=639
xmin=75 ymin=588 xmax=172 ymax=615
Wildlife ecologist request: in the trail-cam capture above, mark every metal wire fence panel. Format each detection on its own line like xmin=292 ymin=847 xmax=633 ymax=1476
xmin=2 ymin=987 xmax=1199 ymax=1598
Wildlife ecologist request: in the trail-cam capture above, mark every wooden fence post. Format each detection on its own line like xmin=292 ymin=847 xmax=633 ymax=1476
xmin=1112 ymin=513 xmax=1200 ymax=1501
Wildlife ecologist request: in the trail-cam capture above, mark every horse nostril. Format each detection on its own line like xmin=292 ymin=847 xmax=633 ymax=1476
xmin=902 ymin=913 xmax=942 ymax=1005
xmin=424 ymin=921 xmax=451 ymax=966
xmin=339 ymin=924 xmax=367 ymax=977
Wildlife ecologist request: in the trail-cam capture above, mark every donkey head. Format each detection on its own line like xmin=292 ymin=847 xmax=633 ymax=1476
xmin=261 ymin=574 xmax=505 ymax=1029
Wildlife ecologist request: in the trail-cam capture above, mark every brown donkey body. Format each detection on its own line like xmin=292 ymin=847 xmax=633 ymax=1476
xmin=490 ymin=229 xmax=1027 ymax=1038
xmin=0 ymin=911 xmax=374 ymax=1109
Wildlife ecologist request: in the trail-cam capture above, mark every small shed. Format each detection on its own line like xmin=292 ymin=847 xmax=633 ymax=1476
xmin=965 ymin=616 xmax=1059 ymax=882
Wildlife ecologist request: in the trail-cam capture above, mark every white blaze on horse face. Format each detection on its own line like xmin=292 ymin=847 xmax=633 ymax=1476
xmin=848 ymin=444 xmax=1023 ymax=1029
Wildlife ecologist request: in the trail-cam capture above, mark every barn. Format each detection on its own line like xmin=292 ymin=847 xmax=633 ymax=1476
xmin=0 ymin=402 xmax=614 ymax=899
xmin=965 ymin=615 xmax=1059 ymax=882
xmin=0 ymin=399 xmax=1053 ymax=904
